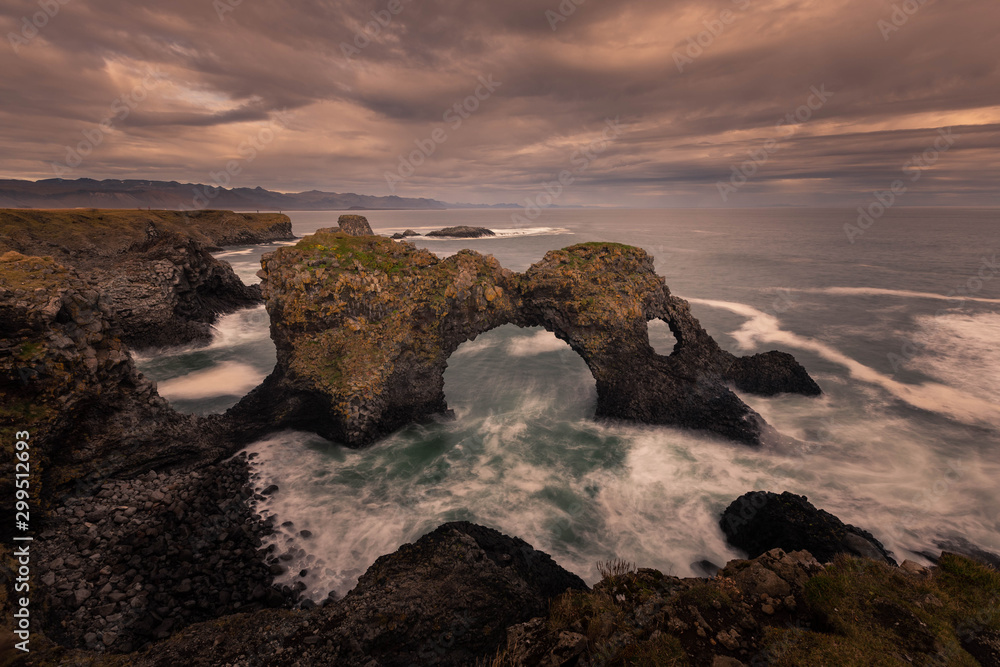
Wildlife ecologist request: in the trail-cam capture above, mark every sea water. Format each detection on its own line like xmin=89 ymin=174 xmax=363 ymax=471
xmin=136 ymin=208 xmax=1000 ymax=602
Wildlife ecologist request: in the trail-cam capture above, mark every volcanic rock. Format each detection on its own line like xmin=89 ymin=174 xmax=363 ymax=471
xmin=229 ymin=235 xmax=820 ymax=447
xmin=720 ymin=491 xmax=896 ymax=565
xmin=117 ymin=522 xmax=586 ymax=666
xmin=0 ymin=253 xmax=233 ymax=537
xmin=427 ymin=226 xmax=496 ymax=238
xmin=0 ymin=209 xmax=293 ymax=349
xmin=336 ymin=214 xmax=374 ymax=236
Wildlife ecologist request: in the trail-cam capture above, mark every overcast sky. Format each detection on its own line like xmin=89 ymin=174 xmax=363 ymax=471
xmin=1 ymin=0 xmax=997 ymax=206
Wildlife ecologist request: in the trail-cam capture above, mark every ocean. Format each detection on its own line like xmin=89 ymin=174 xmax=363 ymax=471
xmin=135 ymin=208 xmax=1000 ymax=602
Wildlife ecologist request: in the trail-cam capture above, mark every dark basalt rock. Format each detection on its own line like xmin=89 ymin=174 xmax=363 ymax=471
xmin=118 ymin=522 xmax=586 ymax=666
xmin=931 ymin=537 xmax=1000 ymax=570
xmin=721 ymin=491 xmax=896 ymax=565
xmin=33 ymin=456 xmax=291 ymax=654
xmin=427 ymin=225 xmax=496 ymax=238
xmin=0 ymin=210 xmax=285 ymax=350
xmin=726 ymin=350 xmax=822 ymax=396
xmin=228 ymin=236 xmax=821 ymax=447
xmin=402 ymin=229 xmax=420 ymax=236
xmin=0 ymin=253 xmax=233 ymax=538
xmin=94 ymin=232 xmax=262 ymax=349
xmin=336 ymin=214 xmax=374 ymax=236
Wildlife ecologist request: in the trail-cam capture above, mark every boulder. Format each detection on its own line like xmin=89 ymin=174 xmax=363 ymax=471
xmin=726 ymin=351 xmax=821 ymax=396
xmin=720 ymin=491 xmax=896 ymax=565
xmin=336 ymin=215 xmax=374 ymax=236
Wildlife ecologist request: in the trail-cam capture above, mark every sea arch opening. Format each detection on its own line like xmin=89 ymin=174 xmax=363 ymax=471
xmin=443 ymin=324 xmax=598 ymax=423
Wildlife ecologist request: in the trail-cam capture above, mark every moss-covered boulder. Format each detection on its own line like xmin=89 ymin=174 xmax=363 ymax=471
xmin=230 ymin=237 xmax=819 ymax=447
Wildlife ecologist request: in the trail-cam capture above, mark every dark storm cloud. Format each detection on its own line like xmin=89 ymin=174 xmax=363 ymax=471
xmin=1 ymin=0 xmax=997 ymax=205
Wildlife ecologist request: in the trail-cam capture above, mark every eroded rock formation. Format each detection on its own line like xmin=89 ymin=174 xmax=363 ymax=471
xmin=427 ymin=225 xmax=496 ymax=238
xmin=0 ymin=209 xmax=294 ymax=349
xmin=230 ymin=233 xmax=820 ymax=447
xmin=0 ymin=253 xmax=231 ymax=536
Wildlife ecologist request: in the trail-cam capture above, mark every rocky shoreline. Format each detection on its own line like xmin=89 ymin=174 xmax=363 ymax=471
xmin=3 ymin=213 xmax=998 ymax=666
xmin=11 ymin=484 xmax=1000 ymax=666
xmin=0 ymin=208 xmax=293 ymax=350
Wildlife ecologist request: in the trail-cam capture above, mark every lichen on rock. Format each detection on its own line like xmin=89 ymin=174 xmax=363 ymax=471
xmin=230 ymin=235 xmax=821 ymax=447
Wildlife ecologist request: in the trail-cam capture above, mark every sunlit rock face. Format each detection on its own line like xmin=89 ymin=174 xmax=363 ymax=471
xmin=230 ymin=233 xmax=820 ymax=447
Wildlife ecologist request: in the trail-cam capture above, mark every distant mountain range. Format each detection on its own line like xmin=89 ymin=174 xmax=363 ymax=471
xmin=0 ymin=179 xmax=519 ymax=211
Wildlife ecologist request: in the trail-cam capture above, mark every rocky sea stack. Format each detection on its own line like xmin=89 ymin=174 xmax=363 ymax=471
xmin=427 ymin=225 xmax=496 ymax=238
xmin=230 ymin=232 xmax=820 ymax=447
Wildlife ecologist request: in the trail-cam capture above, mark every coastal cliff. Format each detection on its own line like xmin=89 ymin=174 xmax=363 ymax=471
xmin=229 ymin=232 xmax=819 ymax=447
xmin=0 ymin=209 xmax=293 ymax=349
xmin=0 ymin=253 xmax=232 ymax=532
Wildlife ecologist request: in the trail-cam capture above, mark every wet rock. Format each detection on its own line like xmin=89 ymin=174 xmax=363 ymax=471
xmin=720 ymin=491 xmax=896 ymax=565
xmin=726 ymin=351 xmax=821 ymax=396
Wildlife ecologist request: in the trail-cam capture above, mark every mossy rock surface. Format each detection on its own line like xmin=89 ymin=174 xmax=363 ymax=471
xmin=230 ymin=235 xmax=821 ymax=447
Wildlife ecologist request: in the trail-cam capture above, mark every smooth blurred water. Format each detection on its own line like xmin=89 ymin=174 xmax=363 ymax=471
xmin=136 ymin=208 xmax=1000 ymax=601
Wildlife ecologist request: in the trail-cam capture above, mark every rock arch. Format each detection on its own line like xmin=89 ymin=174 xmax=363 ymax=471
xmin=228 ymin=233 xmax=820 ymax=447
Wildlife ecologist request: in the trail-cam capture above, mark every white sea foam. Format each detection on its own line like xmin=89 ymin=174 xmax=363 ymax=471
xmin=907 ymin=312 xmax=1000 ymax=403
xmin=687 ymin=298 xmax=1000 ymax=426
xmin=779 ymin=286 xmax=1000 ymax=305
xmin=157 ymin=361 xmax=263 ymax=400
xmin=506 ymin=330 xmax=571 ymax=356
xmin=133 ymin=306 xmax=272 ymax=361
xmin=213 ymin=248 xmax=255 ymax=259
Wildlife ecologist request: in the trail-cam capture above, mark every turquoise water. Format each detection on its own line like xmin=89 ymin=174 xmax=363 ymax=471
xmin=136 ymin=208 xmax=1000 ymax=601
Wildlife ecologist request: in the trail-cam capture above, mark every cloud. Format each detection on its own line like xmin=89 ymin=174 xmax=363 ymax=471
xmin=1 ymin=0 xmax=997 ymax=206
